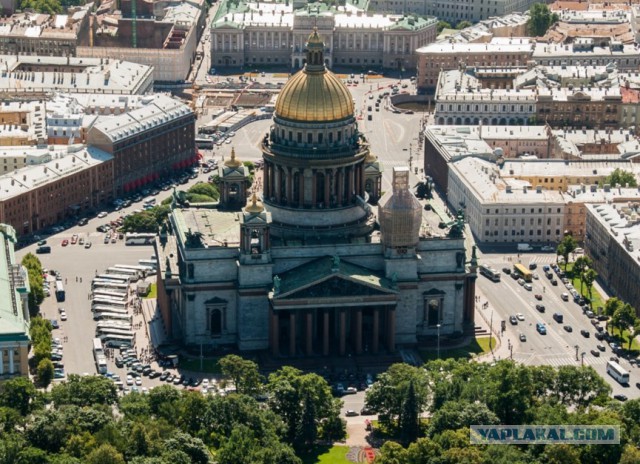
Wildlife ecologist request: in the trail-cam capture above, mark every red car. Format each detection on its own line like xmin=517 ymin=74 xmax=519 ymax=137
xmin=61 ymin=239 xmax=69 ymax=246
xmin=535 ymin=294 xmax=543 ymax=300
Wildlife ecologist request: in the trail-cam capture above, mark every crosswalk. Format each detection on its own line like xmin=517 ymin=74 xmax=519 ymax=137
xmin=512 ymin=352 xmax=608 ymax=367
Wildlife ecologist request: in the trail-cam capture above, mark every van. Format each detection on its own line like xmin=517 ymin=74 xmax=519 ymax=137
xmin=553 ymin=313 xmax=564 ymax=323
xmin=36 ymin=245 xmax=51 ymax=254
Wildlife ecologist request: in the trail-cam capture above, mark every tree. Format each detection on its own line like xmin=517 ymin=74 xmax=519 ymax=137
xmin=0 ymin=377 xmax=36 ymax=416
xmin=163 ymin=431 xmax=211 ymax=464
xmin=22 ymin=253 xmax=45 ymax=316
xmin=527 ymin=3 xmax=558 ymax=36
xmin=605 ymin=297 xmax=624 ymax=318
xmin=36 ymin=359 xmax=54 ymax=388
xmin=428 ymin=400 xmax=499 ymax=437
xmin=375 ymin=441 xmax=408 ymax=464
xmin=398 ymin=380 xmax=420 ymax=445
xmin=50 ymin=374 xmax=118 ymax=408
xmin=573 ymin=256 xmax=591 ymax=292
xmin=267 ymin=366 xmax=343 ymax=443
xmin=365 ymin=363 xmax=430 ymax=433
xmin=218 ymin=354 xmax=263 ymax=396
xmin=620 ymin=445 xmax=640 ymax=464
xmin=187 ymin=183 xmax=219 ymax=201
xmin=542 ymin=444 xmax=581 ymax=464
xmin=605 ymin=168 xmax=637 ymax=188
xmin=484 ymin=361 xmax=533 ymax=424
xmin=581 ymin=268 xmax=598 ymax=305
xmin=436 ymin=20 xmax=452 ymax=33
xmin=295 ymin=392 xmax=316 ymax=448
xmin=552 ymin=366 xmax=611 ymax=408
xmin=86 ymin=444 xmax=125 ymax=464
xmin=557 ymin=235 xmax=577 ymax=270
xmin=611 ymin=303 xmax=636 ymax=340
xmin=456 ymin=20 xmax=472 ymax=30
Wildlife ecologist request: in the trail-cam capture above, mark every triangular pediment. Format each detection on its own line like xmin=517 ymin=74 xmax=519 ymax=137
xmin=278 ymin=275 xmax=394 ymax=300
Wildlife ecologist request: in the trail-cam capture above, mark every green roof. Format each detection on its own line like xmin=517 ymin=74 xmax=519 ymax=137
xmin=0 ymin=225 xmax=30 ymax=340
xmin=276 ymin=255 xmax=395 ymax=296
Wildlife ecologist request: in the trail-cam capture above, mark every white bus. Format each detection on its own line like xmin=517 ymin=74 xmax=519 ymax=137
xmin=96 ymin=327 xmax=135 ymax=338
xmin=607 ymin=360 xmax=630 ymax=385
xmin=92 ymin=338 xmax=107 ymax=374
xmin=91 ymin=305 xmax=129 ymax=314
xmin=125 ymin=233 xmax=156 ymax=246
xmin=92 ymin=280 xmax=129 ymax=292
xmin=100 ymin=334 xmax=135 ymax=348
xmin=479 ymin=264 xmax=501 ymax=282
xmin=114 ymin=264 xmax=154 ymax=277
xmin=143 ymin=197 xmax=156 ymax=206
xmin=96 ymin=321 xmax=133 ymax=331
xmin=101 ymin=271 xmax=138 ymax=283
xmin=91 ymin=298 xmax=127 ymax=310
xmin=92 ymin=290 xmax=127 ymax=301
xmin=138 ymin=259 xmax=158 ymax=270
xmin=93 ymin=312 xmax=133 ymax=323
xmin=55 ymin=280 xmax=66 ymax=302
xmin=96 ymin=274 xmax=130 ymax=284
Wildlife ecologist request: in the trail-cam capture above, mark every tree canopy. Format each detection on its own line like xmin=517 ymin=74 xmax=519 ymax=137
xmin=605 ymin=168 xmax=638 ymax=188
xmin=527 ymin=3 xmax=559 ymax=36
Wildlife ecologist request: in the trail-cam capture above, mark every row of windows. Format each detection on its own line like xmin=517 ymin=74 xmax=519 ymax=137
xmin=484 ymin=229 xmax=562 ymax=236
xmin=486 ymin=207 xmax=562 ymax=214
xmin=486 ymin=217 xmax=562 ymax=226
xmin=441 ymin=104 xmax=534 ymax=112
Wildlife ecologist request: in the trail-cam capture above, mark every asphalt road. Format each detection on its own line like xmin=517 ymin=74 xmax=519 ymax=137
xmin=478 ymin=252 xmax=639 ymax=399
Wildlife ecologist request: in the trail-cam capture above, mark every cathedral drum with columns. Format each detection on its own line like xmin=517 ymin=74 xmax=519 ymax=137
xmin=156 ymin=30 xmax=477 ymax=358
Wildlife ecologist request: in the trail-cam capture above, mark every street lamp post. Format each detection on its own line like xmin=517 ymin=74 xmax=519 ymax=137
xmin=575 ymin=345 xmax=579 ymax=361
xmin=437 ymin=323 xmax=441 ymax=359
xmin=581 ymin=352 xmax=586 ymax=366
xmin=489 ymin=309 xmax=494 ymax=351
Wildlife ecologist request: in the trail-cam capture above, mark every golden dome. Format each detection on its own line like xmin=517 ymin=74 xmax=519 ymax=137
xmin=224 ymin=147 xmax=242 ymax=168
xmin=245 ymin=192 xmax=264 ymax=213
xmin=275 ymin=31 xmax=354 ymax=122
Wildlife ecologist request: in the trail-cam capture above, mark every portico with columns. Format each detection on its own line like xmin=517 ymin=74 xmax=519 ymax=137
xmin=268 ymin=256 xmax=398 ymax=357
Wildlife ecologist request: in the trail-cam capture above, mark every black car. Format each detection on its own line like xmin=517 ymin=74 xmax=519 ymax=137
xmin=551 ymin=279 xmax=558 ymax=286
xmin=148 ymin=371 xmax=161 ymax=379
xmin=614 ymin=394 xmax=628 ymax=402
xmin=159 ymin=371 xmax=170 ymax=381
xmin=581 ymin=329 xmax=590 ymax=338
xmin=509 ymin=315 xmax=518 ymax=325
xmin=115 ymin=356 xmax=124 ymax=368
xmin=590 ymin=349 xmax=600 ymax=357
xmin=502 ymin=267 xmax=511 ymax=274
xmin=595 ymin=332 xmax=605 ymax=340
xmin=360 ymin=406 xmax=375 ymax=415
xmin=636 ymin=382 xmax=640 ymax=389
xmin=536 ymin=304 xmax=545 ymax=312
xmin=142 ymin=367 xmax=153 ymax=376
xmin=563 ymin=325 xmax=573 ymax=332
xmin=528 ymin=263 xmax=537 ymax=270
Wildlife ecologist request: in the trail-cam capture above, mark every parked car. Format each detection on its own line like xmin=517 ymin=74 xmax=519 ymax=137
xmin=581 ymin=329 xmax=590 ymax=338
xmin=509 ymin=315 xmax=518 ymax=325
xmin=345 ymin=410 xmax=359 ymax=417
xmin=519 ymin=333 xmax=527 ymax=342
xmin=590 ymin=349 xmax=600 ymax=357
xmin=614 ymin=394 xmax=628 ymax=402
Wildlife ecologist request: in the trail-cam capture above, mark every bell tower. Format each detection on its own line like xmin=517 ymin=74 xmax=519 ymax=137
xmin=239 ymin=193 xmax=272 ymax=265
xmin=218 ymin=147 xmax=249 ymax=210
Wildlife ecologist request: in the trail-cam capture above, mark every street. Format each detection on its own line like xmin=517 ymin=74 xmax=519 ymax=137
xmin=477 ymin=252 xmax=638 ymax=399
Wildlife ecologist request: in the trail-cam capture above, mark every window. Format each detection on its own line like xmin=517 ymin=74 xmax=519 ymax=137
xmin=426 ymin=298 xmax=441 ymax=326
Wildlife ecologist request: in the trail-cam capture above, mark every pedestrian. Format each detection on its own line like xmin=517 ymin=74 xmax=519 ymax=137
xmin=80 ymin=277 xmax=82 ymax=283
xmin=75 ymin=276 xmax=78 ymax=282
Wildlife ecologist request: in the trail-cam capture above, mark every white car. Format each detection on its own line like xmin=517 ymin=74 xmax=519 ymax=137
xmin=524 ymin=283 xmax=533 ymax=291
xmin=126 ymin=375 xmax=134 ymax=386
xmin=516 ymin=313 xmax=525 ymax=321
xmin=60 ymin=312 xmax=67 ymax=321
xmin=135 ymin=378 xmax=142 ymax=386
xmin=97 ymin=211 xmax=108 ymax=218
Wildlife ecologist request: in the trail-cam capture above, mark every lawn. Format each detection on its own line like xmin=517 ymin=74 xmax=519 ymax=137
xmin=178 ymin=356 xmax=222 ymax=374
xmin=607 ymin=327 xmax=640 ymax=351
xmin=300 ymin=445 xmax=351 ymax=464
xmin=144 ymin=283 xmax=157 ymax=299
xmin=563 ymin=262 xmax=605 ymax=311
xmin=418 ymin=336 xmax=495 ymax=361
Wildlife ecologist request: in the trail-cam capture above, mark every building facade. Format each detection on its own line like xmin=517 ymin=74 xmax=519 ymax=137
xmin=86 ymin=95 xmax=196 ymax=196
xmin=585 ymin=203 xmax=640 ymax=313
xmin=158 ymin=31 xmax=476 ymax=356
xmin=210 ymin=1 xmax=437 ymax=70
xmin=0 ymin=224 xmax=30 ymax=380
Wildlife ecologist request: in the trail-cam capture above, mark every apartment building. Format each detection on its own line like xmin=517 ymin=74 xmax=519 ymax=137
xmin=416 ymin=38 xmax=533 ymax=91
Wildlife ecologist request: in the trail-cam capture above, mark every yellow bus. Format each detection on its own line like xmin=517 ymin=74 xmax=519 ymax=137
xmin=513 ymin=263 xmax=533 ymax=282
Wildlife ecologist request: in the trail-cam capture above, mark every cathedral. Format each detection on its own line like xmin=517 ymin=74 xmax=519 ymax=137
xmin=156 ymin=31 xmax=477 ymax=356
